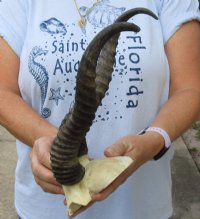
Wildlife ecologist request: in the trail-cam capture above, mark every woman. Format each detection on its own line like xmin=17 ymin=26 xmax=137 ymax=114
xmin=0 ymin=0 xmax=200 ymax=219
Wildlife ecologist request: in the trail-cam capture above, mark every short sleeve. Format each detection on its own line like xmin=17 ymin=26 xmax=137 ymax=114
xmin=159 ymin=0 xmax=200 ymax=44
xmin=0 ymin=0 xmax=29 ymax=57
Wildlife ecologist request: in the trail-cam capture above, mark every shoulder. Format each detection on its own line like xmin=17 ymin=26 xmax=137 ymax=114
xmin=0 ymin=0 xmax=31 ymax=56
xmin=155 ymin=0 xmax=200 ymax=43
xmin=158 ymin=0 xmax=200 ymax=14
xmin=0 ymin=0 xmax=30 ymax=13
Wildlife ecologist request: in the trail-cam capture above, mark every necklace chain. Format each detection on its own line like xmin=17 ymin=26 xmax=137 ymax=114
xmin=73 ymin=0 xmax=100 ymax=28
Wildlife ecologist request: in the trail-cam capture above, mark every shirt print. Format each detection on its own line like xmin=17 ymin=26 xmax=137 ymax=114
xmin=27 ymin=0 xmax=149 ymax=120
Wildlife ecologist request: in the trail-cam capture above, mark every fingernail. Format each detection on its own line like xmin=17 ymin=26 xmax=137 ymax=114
xmin=104 ymin=148 xmax=112 ymax=156
xmin=106 ymin=147 xmax=117 ymax=157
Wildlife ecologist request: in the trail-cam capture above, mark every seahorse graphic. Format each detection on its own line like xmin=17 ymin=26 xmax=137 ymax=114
xmin=28 ymin=46 xmax=51 ymax=118
xmin=79 ymin=0 xmax=126 ymax=28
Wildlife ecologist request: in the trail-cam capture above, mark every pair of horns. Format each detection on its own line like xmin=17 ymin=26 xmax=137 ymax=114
xmin=50 ymin=8 xmax=158 ymax=185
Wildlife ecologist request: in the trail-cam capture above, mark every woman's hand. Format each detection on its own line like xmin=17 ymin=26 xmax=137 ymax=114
xmin=68 ymin=132 xmax=165 ymax=218
xmin=91 ymin=132 xmax=164 ymax=201
xmin=92 ymin=132 xmax=164 ymax=201
xmin=30 ymin=136 xmax=64 ymax=195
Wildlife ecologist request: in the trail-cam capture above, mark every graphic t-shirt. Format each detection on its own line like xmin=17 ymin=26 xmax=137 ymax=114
xmin=0 ymin=0 xmax=200 ymax=219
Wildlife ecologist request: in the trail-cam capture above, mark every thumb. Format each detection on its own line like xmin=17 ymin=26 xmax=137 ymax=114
xmin=41 ymin=151 xmax=52 ymax=170
xmin=104 ymin=140 xmax=133 ymax=157
xmin=34 ymin=137 xmax=53 ymax=170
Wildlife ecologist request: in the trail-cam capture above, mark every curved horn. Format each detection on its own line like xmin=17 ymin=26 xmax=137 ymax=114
xmin=50 ymin=22 xmax=140 ymax=185
xmin=115 ymin=7 xmax=158 ymax=22
xmin=95 ymin=8 xmax=158 ymax=103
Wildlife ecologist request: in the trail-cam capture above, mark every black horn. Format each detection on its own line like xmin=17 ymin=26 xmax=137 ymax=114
xmin=50 ymin=8 xmax=158 ymax=186
xmin=115 ymin=7 xmax=158 ymax=22
xmin=51 ymin=22 xmax=140 ymax=185
xmin=95 ymin=8 xmax=158 ymax=103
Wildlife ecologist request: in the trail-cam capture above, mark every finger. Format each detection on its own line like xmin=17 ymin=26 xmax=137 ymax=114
xmin=33 ymin=137 xmax=54 ymax=170
xmin=92 ymin=178 xmax=120 ymax=201
xmin=105 ymin=138 xmax=134 ymax=157
xmin=104 ymin=143 xmax=125 ymax=157
xmin=35 ymin=177 xmax=64 ymax=195
xmin=92 ymin=180 xmax=118 ymax=201
xmin=31 ymin=153 xmax=61 ymax=186
xmin=39 ymin=151 xmax=52 ymax=170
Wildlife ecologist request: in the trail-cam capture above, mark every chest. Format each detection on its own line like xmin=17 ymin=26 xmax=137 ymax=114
xmin=19 ymin=0 xmax=168 ymax=123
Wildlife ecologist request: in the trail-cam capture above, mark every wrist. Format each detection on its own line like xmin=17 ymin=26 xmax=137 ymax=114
xmin=142 ymin=131 xmax=165 ymax=154
xmin=139 ymin=127 xmax=171 ymax=160
xmin=31 ymin=126 xmax=58 ymax=147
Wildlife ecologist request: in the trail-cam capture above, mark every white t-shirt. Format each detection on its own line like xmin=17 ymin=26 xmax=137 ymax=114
xmin=0 ymin=0 xmax=200 ymax=219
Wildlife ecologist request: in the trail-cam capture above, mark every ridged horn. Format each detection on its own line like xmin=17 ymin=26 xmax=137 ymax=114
xmin=50 ymin=22 xmax=140 ymax=185
xmin=95 ymin=8 xmax=158 ymax=103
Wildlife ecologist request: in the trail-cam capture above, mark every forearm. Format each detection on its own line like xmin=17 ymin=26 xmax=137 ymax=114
xmin=150 ymin=21 xmax=200 ymax=143
xmin=101 ymin=89 xmax=200 ymax=203
xmin=151 ymin=88 xmax=200 ymax=142
xmin=0 ymin=88 xmax=58 ymax=147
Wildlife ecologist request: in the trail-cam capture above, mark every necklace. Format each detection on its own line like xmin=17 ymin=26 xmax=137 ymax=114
xmin=73 ymin=0 xmax=100 ymax=28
